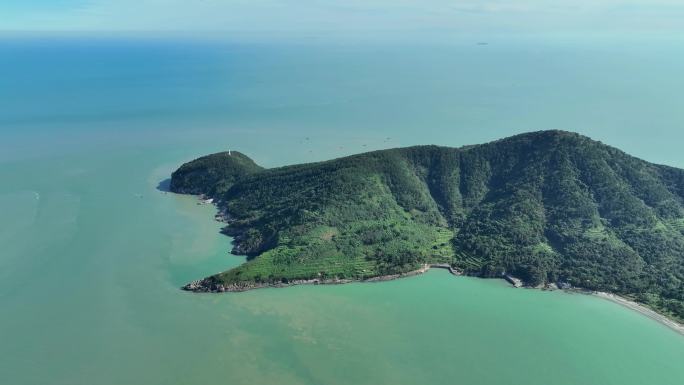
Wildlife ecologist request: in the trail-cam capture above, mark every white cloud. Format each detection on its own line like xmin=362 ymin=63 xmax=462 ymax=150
xmin=2 ymin=0 xmax=683 ymax=35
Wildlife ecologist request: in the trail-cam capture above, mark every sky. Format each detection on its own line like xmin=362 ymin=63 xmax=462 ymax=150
xmin=2 ymin=1 xmax=684 ymax=38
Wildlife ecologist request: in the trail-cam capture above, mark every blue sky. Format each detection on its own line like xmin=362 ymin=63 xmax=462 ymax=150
xmin=2 ymin=0 xmax=683 ymax=36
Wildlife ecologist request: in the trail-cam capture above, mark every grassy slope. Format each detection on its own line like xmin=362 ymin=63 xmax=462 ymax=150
xmin=171 ymin=131 xmax=684 ymax=322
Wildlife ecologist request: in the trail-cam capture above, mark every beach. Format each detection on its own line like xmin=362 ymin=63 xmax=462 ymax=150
xmin=594 ymin=292 xmax=684 ymax=336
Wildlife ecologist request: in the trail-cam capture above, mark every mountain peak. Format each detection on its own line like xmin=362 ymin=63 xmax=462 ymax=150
xmin=170 ymin=150 xmax=263 ymax=195
xmin=172 ymin=132 xmax=684 ymax=322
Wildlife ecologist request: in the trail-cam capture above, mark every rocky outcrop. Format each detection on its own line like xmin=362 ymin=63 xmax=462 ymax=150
xmin=182 ymin=264 xmax=464 ymax=293
xmin=182 ymin=277 xmax=354 ymax=293
xmin=503 ymin=274 xmax=523 ymax=288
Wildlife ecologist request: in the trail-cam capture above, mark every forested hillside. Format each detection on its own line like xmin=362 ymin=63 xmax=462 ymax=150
xmin=171 ymin=130 xmax=684 ymax=322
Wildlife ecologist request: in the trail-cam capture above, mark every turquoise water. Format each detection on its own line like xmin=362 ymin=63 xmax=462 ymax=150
xmin=1 ymin=36 xmax=684 ymax=385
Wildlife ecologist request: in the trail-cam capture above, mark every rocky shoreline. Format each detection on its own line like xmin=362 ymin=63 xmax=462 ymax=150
xmin=182 ymin=263 xmax=451 ymax=293
xmin=182 ymin=194 xmax=684 ymax=336
xmin=182 ymin=270 xmax=684 ymax=337
xmin=181 ymin=196 xmax=468 ymax=293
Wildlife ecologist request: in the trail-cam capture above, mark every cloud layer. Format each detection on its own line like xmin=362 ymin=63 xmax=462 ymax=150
xmin=2 ymin=0 xmax=684 ymax=36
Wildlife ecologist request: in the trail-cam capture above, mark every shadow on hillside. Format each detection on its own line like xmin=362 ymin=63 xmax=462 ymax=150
xmin=157 ymin=178 xmax=171 ymax=192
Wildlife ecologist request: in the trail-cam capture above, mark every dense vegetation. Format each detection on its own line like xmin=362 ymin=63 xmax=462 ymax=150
xmin=170 ymin=151 xmax=263 ymax=195
xmin=172 ymin=130 xmax=684 ymax=322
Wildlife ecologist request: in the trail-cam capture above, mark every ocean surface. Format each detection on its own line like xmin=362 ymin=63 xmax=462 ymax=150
xmin=1 ymin=35 xmax=684 ymax=385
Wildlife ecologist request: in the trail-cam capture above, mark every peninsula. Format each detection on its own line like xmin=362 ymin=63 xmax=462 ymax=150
xmin=171 ymin=130 xmax=684 ymax=324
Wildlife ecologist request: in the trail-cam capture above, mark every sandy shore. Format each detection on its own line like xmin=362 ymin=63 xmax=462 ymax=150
xmin=593 ymin=292 xmax=684 ymax=336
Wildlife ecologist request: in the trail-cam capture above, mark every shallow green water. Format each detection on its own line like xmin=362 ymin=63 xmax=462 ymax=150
xmin=2 ymin=37 xmax=684 ymax=384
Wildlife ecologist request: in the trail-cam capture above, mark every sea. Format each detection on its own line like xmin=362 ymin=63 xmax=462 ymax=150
xmin=1 ymin=34 xmax=684 ymax=385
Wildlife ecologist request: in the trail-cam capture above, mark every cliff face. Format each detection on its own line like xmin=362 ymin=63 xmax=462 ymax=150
xmin=171 ymin=130 xmax=684 ymax=321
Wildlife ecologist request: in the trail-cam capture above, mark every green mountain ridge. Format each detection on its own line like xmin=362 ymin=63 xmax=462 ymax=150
xmin=171 ymin=130 xmax=684 ymax=322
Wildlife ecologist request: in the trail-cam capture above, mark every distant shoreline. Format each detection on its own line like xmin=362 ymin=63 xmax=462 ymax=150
xmin=592 ymin=292 xmax=684 ymax=336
